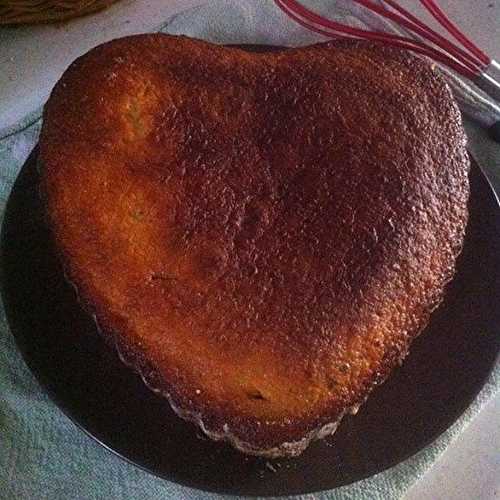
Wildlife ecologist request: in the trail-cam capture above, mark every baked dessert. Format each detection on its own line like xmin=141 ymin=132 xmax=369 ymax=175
xmin=39 ymin=34 xmax=470 ymax=457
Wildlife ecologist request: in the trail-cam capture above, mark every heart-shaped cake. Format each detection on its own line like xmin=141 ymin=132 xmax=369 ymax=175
xmin=39 ymin=34 xmax=469 ymax=457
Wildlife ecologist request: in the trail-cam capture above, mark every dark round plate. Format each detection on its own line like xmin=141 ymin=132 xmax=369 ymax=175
xmin=1 ymin=148 xmax=499 ymax=497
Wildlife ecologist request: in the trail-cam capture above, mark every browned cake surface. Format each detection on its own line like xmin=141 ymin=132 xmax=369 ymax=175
xmin=39 ymin=34 xmax=469 ymax=456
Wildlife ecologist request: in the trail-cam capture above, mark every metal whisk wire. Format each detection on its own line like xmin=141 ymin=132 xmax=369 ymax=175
xmin=274 ymin=0 xmax=500 ymax=103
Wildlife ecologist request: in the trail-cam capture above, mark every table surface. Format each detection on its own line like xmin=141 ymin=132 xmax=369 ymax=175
xmin=0 ymin=1 xmax=499 ymax=499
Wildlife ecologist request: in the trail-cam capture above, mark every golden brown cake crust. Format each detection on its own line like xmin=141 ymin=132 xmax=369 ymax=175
xmin=39 ymin=34 xmax=469 ymax=456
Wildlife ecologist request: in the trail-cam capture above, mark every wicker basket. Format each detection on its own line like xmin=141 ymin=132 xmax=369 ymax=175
xmin=0 ymin=0 xmax=121 ymax=25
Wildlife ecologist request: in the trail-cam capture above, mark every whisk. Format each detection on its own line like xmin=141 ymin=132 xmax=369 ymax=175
xmin=274 ymin=0 xmax=500 ymax=139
